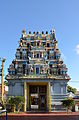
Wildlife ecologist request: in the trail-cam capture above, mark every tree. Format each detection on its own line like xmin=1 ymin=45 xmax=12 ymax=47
xmin=14 ymin=96 xmax=24 ymax=112
xmin=8 ymin=96 xmax=24 ymax=112
xmin=61 ymin=98 xmax=75 ymax=114
xmin=67 ymin=85 xmax=76 ymax=94
xmin=8 ymin=97 xmax=16 ymax=112
xmin=4 ymin=81 xmax=8 ymax=86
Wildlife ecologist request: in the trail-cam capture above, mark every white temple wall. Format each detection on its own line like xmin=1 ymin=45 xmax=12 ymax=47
xmin=8 ymin=80 xmax=24 ymax=96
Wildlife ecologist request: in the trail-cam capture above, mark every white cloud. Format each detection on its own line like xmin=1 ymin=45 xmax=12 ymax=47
xmin=75 ymin=44 xmax=79 ymax=54
xmin=76 ymin=87 xmax=79 ymax=91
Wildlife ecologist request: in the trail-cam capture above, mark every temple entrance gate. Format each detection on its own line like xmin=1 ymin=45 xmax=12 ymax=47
xmin=29 ymin=85 xmax=47 ymax=111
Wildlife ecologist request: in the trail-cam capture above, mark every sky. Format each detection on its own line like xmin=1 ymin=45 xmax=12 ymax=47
xmin=0 ymin=0 xmax=79 ymax=90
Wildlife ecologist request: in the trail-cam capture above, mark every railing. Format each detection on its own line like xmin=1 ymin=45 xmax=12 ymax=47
xmin=0 ymin=109 xmax=7 ymax=120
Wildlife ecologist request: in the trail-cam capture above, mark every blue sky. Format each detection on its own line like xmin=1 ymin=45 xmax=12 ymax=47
xmin=0 ymin=0 xmax=79 ymax=90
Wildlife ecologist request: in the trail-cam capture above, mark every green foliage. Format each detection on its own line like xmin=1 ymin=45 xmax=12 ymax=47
xmin=4 ymin=81 xmax=8 ymax=86
xmin=67 ymin=85 xmax=76 ymax=94
xmin=8 ymin=96 xmax=24 ymax=112
xmin=61 ymin=98 xmax=75 ymax=113
xmin=14 ymin=96 xmax=24 ymax=112
xmin=8 ymin=97 xmax=16 ymax=106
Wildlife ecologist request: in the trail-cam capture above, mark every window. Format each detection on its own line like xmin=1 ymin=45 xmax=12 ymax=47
xmin=47 ymin=43 xmax=50 ymax=47
xmin=23 ymin=64 xmax=26 ymax=74
xmin=40 ymin=53 xmax=42 ymax=58
xmin=42 ymin=42 xmax=46 ymax=46
xmin=12 ymin=71 xmax=15 ymax=74
xmin=36 ymin=67 xmax=39 ymax=74
xmin=27 ymin=38 xmax=31 ymax=40
xmin=50 ymin=64 xmax=52 ymax=68
xmin=37 ymin=54 xmax=39 ymax=58
xmin=23 ymin=49 xmax=26 ymax=54
xmin=27 ymin=43 xmax=30 ymax=47
xmin=23 ymin=56 xmax=26 ymax=60
xmin=37 ymin=42 xmax=39 ymax=46
xmin=16 ymin=55 xmax=20 ymax=59
xmin=31 ymin=42 xmax=33 ymax=46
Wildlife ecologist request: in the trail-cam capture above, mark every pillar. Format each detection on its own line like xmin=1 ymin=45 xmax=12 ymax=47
xmin=33 ymin=51 xmax=34 ymax=58
xmin=42 ymin=52 xmax=43 ymax=57
xmin=48 ymin=82 xmax=51 ymax=112
xmin=24 ymin=82 xmax=27 ymax=112
xmin=1 ymin=60 xmax=4 ymax=103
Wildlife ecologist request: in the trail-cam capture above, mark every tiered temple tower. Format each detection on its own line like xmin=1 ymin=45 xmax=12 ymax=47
xmin=6 ymin=29 xmax=70 ymax=112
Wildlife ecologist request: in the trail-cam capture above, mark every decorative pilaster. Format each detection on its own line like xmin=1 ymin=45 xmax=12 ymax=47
xmin=24 ymin=82 xmax=27 ymax=112
xmin=42 ymin=52 xmax=43 ymax=57
xmin=33 ymin=51 xmax=34 ymax=58
xmin=49 ymin=82 xmax=51 ymax=112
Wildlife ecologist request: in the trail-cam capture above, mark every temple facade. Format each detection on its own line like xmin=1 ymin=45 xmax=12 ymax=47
xmin=6 ymin=29 xmax=70 ymax=112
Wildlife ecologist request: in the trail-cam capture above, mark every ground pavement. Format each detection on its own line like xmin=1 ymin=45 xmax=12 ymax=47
xmin=0 ymin=112 xmax=79 ymax=120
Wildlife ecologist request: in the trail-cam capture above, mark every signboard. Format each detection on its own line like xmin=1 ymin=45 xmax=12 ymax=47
xmin=31 ymin=94 xmax=38 ymax=98
xmin=31 ymin=105 xmax=38 ymax=109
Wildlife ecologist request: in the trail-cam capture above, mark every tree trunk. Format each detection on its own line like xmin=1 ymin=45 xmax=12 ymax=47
xmin=11 ymin=105 xmax=16 ymax=112
xmin=67 ymin=107 xmax=69 ymax=114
